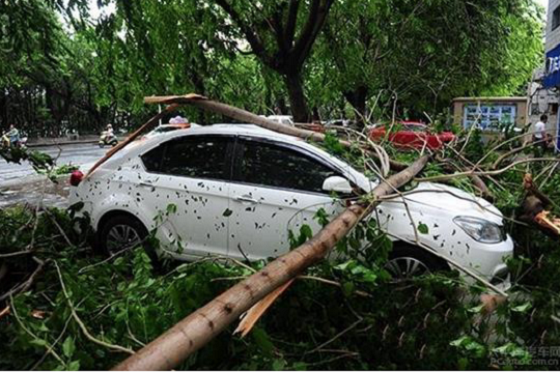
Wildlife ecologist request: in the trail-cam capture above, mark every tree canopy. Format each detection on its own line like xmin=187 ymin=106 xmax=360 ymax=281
xmin=0 ymin=0 xmax=544 ymax=134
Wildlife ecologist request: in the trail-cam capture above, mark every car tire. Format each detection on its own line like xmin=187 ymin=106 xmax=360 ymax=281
xmin=98 ymin=215 xmax=156 ymax=261
xmin=385 ymin=243 xmax=449 ymax=280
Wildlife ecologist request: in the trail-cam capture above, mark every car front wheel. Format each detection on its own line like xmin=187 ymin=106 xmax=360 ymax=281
xmin=99 ymin=215 xmax=148 ymax=256
xmin=384 ymin=244 xmax=448 ymax=280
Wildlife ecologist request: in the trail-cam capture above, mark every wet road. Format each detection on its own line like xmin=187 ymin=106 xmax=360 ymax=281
xmin=0 ymin=143 xmax=107 ymax=184
xmin=0 ymin=143 xmax=108 ymax=209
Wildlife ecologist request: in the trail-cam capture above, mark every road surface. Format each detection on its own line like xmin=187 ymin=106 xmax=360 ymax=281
xmin=0 ymin=143 xmax=108 ymax=208
xmin=0 ymin=143 xmax=108 ymax=184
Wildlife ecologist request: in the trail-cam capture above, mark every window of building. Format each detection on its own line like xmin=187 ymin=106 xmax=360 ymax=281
xmin=549 ymin=103 xmax=559 ymax=115
xmin=553 ymin=6 xmax=560 ymax=31
xmin=462 ymin=104 xmax=517 ymax=131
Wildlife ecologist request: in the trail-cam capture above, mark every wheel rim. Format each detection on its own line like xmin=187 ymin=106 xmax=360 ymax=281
xmin=106 ymin=224 xmax=141 ymax=255
xmin=385 ymin=257 xmax=430 ymax=279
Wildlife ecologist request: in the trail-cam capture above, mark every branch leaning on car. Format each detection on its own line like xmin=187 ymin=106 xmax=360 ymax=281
xmin=143 ymin=94 xmax=407 ymax=171
xmin=112 ymin=155 xmax=430 ymax=371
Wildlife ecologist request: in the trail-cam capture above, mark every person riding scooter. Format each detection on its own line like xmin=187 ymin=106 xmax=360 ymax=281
xmin=99 ymin=124 xmax=118 ymax=147
xmin=2 ymin=124 xmax=26 ymax=148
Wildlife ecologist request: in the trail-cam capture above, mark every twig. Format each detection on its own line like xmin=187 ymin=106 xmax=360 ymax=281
xmin=305 ymin=352 xmax=360 ymax=367
xmin=297 ymin=275 xmax=372 ymax=298
xmin=10 ymin=295 xmax=66 ymax=366
xmin=416 ymin=158 xmax=560 ymax=183
xmin=54 ymin=261 xmax=135 ymax=354
xmin=43 ymin=209 xmax=74 ymax=247
xmin=0 ymin=257 xmax=46 ymax=302
xmin=305 ymin=318 xmax=363 ymax=355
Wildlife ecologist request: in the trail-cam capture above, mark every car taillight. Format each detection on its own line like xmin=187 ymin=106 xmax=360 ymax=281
xmin=70 ymin=170 xmax=84 ymax=186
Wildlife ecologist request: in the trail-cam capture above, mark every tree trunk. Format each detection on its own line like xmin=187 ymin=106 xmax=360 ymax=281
xmin=112 ymin=155 xmax=430 ymax=371
xmin=344 ymin=85 xmax=369 ymax=128
xmin=285 ymin=72 xmax=310 ymax=122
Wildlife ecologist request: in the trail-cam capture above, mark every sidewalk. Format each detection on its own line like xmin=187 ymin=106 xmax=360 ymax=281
xmin=27 ymin=135 xmax=99 ymax=147
xmin=27 ymin=134 xmax=127 ymax=147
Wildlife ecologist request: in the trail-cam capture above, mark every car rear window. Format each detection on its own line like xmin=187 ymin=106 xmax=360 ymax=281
xmin=142 ymin=135 xmax=230 ymax=181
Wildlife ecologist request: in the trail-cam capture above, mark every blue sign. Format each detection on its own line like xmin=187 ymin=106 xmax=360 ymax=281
xmin=544 ymin=43 xmax=560 ymax=88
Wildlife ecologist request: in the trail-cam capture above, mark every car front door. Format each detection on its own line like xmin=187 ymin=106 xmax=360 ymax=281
xmin=139 ymin=135 xmax=233 ymax=259
xmin=227 ymin=137 xmax=347 ymax=261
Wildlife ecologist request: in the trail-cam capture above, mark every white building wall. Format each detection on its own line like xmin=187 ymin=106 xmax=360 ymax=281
xmin=546 ymin=0 xmax=560 ymax=52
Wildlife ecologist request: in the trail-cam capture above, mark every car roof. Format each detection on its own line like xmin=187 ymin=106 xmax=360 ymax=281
xmin=163 ymin=124 xmax=297 ymax=141
xmin=112 ymin=124 xmax=303 ymax=162
xmin=91 ymin=123 xmax=374 ymax=192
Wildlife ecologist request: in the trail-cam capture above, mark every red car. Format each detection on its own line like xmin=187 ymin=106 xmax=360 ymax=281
xmin=369 ymin=121 xmax=455 ymax=150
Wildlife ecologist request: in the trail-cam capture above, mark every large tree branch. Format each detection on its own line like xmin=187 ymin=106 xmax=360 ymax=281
xmin=112 ymin=155 xmax=430 ymax=371
xmin=291 ymin=0 xmax=334 ymax=68
xmin=144 ymin=94 xmax=408 ymax=171
xmin=284 ymin=0 xmax=301 ymax=47
xmin=214 ymin=0 xmax=272 ymax=66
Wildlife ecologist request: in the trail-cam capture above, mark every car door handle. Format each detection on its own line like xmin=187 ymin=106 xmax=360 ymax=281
xmin=235 ymin=195 xmax=258 ymax=204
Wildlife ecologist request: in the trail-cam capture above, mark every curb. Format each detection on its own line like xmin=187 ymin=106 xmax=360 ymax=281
xmin=27 ymin=140 xmax=99 ymax=148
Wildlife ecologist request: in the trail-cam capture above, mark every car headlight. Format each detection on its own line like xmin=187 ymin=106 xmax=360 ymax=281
xmin=453 ymin=216 xmax=505 ymax=244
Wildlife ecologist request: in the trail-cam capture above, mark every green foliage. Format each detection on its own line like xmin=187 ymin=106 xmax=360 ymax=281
xmin=1 ymin=0 xmax=544 ymax=134
xmin=313 ymin=0 xmax=543 ymax=121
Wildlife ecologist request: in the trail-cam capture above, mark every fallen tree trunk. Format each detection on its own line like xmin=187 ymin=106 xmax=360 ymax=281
xmin=112 ymin=155 xmax=430 ymax=371
xmin=144 ymin=94 xmax=408 ymax=171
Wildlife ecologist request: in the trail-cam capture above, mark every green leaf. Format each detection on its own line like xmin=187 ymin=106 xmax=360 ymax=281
xmin=67 ymin=360 xmax=80 ymax=370
xmin=300 ymin=225 xmax=313 ymax=240
xmin=418 ymin=222 xmax=429 ymax=234
xmin=342 ymin=281 xmax=355 ymax=297
xmin=166 ymin=203 xmax=177 ymax=215
xmin=511 ymin=302 xmax=532 ymax=313
xmin=62 ymin=336 xmax=75 ymax=358
xmin=252 ymin=327 xmax=274 ymax=358
xmin=30 ymin=338 xmax=48 ymax=347
xmin=271 ymin=358 xmax=286 ymax=371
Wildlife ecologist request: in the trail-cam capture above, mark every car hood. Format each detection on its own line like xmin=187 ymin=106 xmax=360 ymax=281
xmin=387 ymin=182 xmax=503 ymax=225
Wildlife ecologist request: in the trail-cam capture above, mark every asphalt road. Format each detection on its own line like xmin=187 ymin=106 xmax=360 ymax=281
xmin=0 ymin=143 xmax=108 ymax=185
xmin=0 ymin=143 xmax=108 ymax=208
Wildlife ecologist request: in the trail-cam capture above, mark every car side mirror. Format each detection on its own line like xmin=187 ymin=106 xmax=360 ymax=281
xmin=322 ymin=176 xmax=353 ymax=194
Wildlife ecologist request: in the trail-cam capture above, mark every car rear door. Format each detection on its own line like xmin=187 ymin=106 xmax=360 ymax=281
xmin=227 ymin=137 xmax=346 ymax=261
xmin=139 ymin=135 xmax=233 ymax=259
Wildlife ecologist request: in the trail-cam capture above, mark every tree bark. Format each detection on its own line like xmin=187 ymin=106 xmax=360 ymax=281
xmin=112 ymin=155 xmax=430 ymax=371
xmin=214 ymin=0 xmax=333 ymax=127
xmin=344 ymin=86 xmax=368 ymax=127
xmin=285 ymin=72 xmax=310 ymax=122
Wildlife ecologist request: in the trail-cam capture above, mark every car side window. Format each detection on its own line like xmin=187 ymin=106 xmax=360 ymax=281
xmin=143 ymin=136 xmax=231 ymax=181
xmin=141 ymin=144 xmax=165 ymax=172
xmin=235 ymin=139 xmax=338 ymax=194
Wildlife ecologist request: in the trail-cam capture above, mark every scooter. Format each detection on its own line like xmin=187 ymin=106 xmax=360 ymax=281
xmin=99 ymin=131 xmax=118 ymax=147
xmin=1 ymin=133 xmax=27 ymax=149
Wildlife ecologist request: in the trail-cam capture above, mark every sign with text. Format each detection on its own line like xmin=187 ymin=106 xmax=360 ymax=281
xmin=544 ymin=43 xmax=560 ymax=88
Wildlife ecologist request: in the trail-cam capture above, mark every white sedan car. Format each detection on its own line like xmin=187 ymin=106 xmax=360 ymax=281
xmin=69 ymin=124 xmax=513 ymax=283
